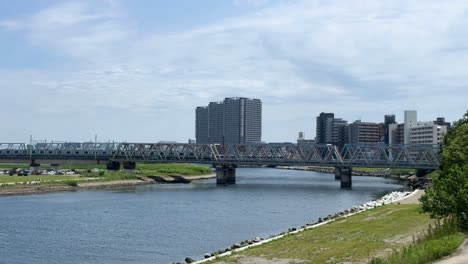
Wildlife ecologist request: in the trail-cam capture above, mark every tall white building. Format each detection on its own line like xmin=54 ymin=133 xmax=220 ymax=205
xmin=409 ymin=122 xmax=447 ymax=144
xmin=404 ymin=110 xmax=417 ymax=144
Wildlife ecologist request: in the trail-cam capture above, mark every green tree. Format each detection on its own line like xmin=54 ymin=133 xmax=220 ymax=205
xmin=421 ymin=110 xmax=468 ymax=230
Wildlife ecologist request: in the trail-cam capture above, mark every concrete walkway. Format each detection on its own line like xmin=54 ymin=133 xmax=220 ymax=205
xmin=433 ymin=239 xmax=468 ymax=264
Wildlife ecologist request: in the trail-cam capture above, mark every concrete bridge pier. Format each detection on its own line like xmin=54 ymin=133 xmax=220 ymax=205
xmin=106 ymin=161 xmax=121 ymax=171
xmin=51 ymin=164 xmax=60 ymax=171
xmin=30 ymin=161 xmax=40 ymax=174
xmin=123 ymin=161 xmax=136 ymax=173
xmin=335 ymin=167 xmax=352 ymax=188
xmin=216 ymin=165 xmax=237 ymax=185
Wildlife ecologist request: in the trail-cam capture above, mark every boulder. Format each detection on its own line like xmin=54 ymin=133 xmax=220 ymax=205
xmin=185 ymin=257 xmax=195 ymax=263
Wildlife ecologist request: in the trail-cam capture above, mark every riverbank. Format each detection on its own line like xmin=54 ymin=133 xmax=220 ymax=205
xmin=190 ymin=190 xmax=423 ymax=264
xmin=0 ymin=173 xmax=216 ymax=196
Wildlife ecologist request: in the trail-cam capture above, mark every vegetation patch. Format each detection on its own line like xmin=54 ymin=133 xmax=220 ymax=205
xmin=207 ymin=204 xmax=433 ymax=264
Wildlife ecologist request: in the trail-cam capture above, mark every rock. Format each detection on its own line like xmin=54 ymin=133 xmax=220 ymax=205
xmin=232 ymin=243 xmax=242 ymax=249
xmin=185 ymin=257 xmax=195 ymax=263
xmin=318 ymin=217 xmax=323 ymax=223
xmin=204 ymin=253 xmax=211 ymax=259
xmin=253 ymin=237 xmax=261 ymax=243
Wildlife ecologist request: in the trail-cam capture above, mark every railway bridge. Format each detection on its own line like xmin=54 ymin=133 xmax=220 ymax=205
xmin=0 ymin=142 xmax=440 ymax=188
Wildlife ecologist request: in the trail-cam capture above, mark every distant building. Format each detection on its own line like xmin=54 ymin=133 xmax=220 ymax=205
xmin=384 ymin=115 xmax=397 ymax=144
xmin=326 ymin=118 xmax=348 ymax=148
xmin=434 ymin=117 xmax=451 ymax=128
xmin=315 ymin=112 xmax=334 ymax=144
xmin=195 ymin=106 xmax=209 ymax=144
xmin=188 ymin=139 xmax=196 ymax=144
xmin=389 ymin=123 xmax=404 ymax=145
xmin=409 ymin=122 xmax=447 ymax=144
xmin=348 ymin=120 xmax=382 ymax=144
xmin=195 ymin=97 xmax=262 ymax=144
xmin=404 ymin=110 xmax=417 ymax=144
xmin=208 ymin=101 xmax=224 ymax=144
xmin=297 ymin=132 xmax=315 ymax=145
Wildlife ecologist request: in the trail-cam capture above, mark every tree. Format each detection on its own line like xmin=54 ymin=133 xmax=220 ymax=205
xmin=421 ymin=110 xmax=468 ymax=230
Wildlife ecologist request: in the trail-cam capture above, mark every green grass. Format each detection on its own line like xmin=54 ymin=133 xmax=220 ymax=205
xmin=207 ymin=204 xmax=434 ymax=263
xmin=0 ymin=175 xmax=83 ymax=184
xmin=370 ymin=217 xmax=464 ymax=264
xmin=136 ymin=163 xmax=212 ymax=176
xmin=425 ymin=170 xmax=441 ymax=180
xmin=0 ymin=163 xmax=211 ymax=187
xmin=354 ymin=167 xmax=416 ymax=175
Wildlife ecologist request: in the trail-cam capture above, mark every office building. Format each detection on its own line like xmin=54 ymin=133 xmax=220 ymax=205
xmin=315 ymin=112 xmax=335 ymax=144
xmin=434 ymin=117 xmax=451 ymax=128
xmin=297 ymin=132 xmax=315 ymax=145
xmin=404 ymin=110 xmax=417 ymax=144
xmin=409 ymin=122 xmax=447 ymax=144
xmin=195 ymin=106 xmax=209 ymax=144
xmin=384 ymin=115 xmax=396 ymax=144
xmin=348 ymin=120 xmax=382 ymax=144
xmin=195 ymin=97 xmax=262 ymax=144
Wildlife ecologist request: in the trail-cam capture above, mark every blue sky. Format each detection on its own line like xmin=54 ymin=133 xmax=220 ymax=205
xmin=0 ymin=0 xmax=467 ymax=143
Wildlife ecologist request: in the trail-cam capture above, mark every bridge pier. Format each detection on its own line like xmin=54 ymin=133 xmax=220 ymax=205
xmin=335 ymin=167 xmax=352 ymax=188
xmin=216 ymin=165 xmax=236 ymax=185
xmin=30 ymin=161 xmax=40 ymax=175
xmin=123 ymin=161 xmax=136 ymax=173
xmin=51 ymin=164 xmax=60 ymax=171
xmin=106 ymin=161 xmax=121 ymax=171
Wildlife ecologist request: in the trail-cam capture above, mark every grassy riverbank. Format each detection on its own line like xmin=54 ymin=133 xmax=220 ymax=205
xmin=0 ymin=163 xmax=212 ymax=187
xmin=205 ymin=204 xmax=441 ymax=264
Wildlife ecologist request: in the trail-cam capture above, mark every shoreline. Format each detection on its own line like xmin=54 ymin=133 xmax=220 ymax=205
xmin=0 ymin=173 xmax=216 ymax=196
xmin=191 ymin=189 xmax=420 ymax=264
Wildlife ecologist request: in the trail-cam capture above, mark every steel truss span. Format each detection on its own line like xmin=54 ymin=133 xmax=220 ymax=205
xmin=0 ymin=143 xmax=440 ymax=169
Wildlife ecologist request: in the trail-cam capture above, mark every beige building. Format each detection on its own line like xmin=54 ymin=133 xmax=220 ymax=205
xmin=409 ymin=122 xmax=447 ymax=144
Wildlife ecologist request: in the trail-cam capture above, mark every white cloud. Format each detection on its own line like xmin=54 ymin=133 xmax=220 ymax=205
xmin=1 ymin=0 xmax=468 ymax=142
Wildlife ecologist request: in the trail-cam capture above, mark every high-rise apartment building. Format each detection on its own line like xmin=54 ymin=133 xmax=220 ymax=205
xmin=195 ymin=97 xmax=262 ymax=144
xmin=315 ymin=112 xmax=335 ymax=144
xmin=224 ymin=97 xmax=262 ymax=144
xmin=348 ymin=120 xmax=382 ymax=144
xmin=384 ymin=115 xmax=396 ymax=144
xmin=195 ymin=106 xmax=209 ymax=144
xmin=208 ymin=101 xmax=224 ymax=144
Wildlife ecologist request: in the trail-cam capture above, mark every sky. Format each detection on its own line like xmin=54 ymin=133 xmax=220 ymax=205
xmin=0 ymin=0 xmax=467 ymax=143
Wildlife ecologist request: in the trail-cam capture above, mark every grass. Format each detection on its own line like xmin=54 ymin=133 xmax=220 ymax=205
xmin=207 ymin=204 xmax=435 ymax=263
xmin=135 ymin=163 xmax=212 ymax=176
xmin=354 ymin=167 xmax=416 ymax=175
xmin=0 ymin=163 xmax=211 ymax=187
xmin=0 ymin=175 xmax=83 ymax=184
xmin=370 ymin=217 xmax=464 ymax=264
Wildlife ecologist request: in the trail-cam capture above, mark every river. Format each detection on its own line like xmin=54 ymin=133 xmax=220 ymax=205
xmin=0 ymin=168 xmax=408 ymax=264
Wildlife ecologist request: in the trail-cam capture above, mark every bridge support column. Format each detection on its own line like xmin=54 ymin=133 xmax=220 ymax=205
xmin=106 ymin=161 xmax=121 ymax=171
xmin=123 ymin=161 xmax=136 ymax=173
xmin=30 ymin=161 xmax=40 ymax=175
xmin=336 ymin=167 xmax=352 ymax=188
xmin=51 ymin=164 xmax=60 ymax=171
xmin=334 ymin=167 xmax=341 ymax=180
xmin=216 ymin=165 xmax=236 ymax=185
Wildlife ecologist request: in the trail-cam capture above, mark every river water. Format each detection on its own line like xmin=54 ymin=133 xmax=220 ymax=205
xmin=0 ymin=168 xmax=407 ymax=264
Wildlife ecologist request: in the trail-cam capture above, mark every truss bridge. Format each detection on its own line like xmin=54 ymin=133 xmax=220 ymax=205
xmin=0 ymin=142 xmax=440 ymax=188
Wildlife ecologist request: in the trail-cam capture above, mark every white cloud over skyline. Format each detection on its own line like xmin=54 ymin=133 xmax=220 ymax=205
xmin=0 ymin=0 xmax=467 ymax=143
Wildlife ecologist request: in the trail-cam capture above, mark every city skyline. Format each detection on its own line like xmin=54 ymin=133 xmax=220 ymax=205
xmin=0 ymin=0 xmax=467 ymax=143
